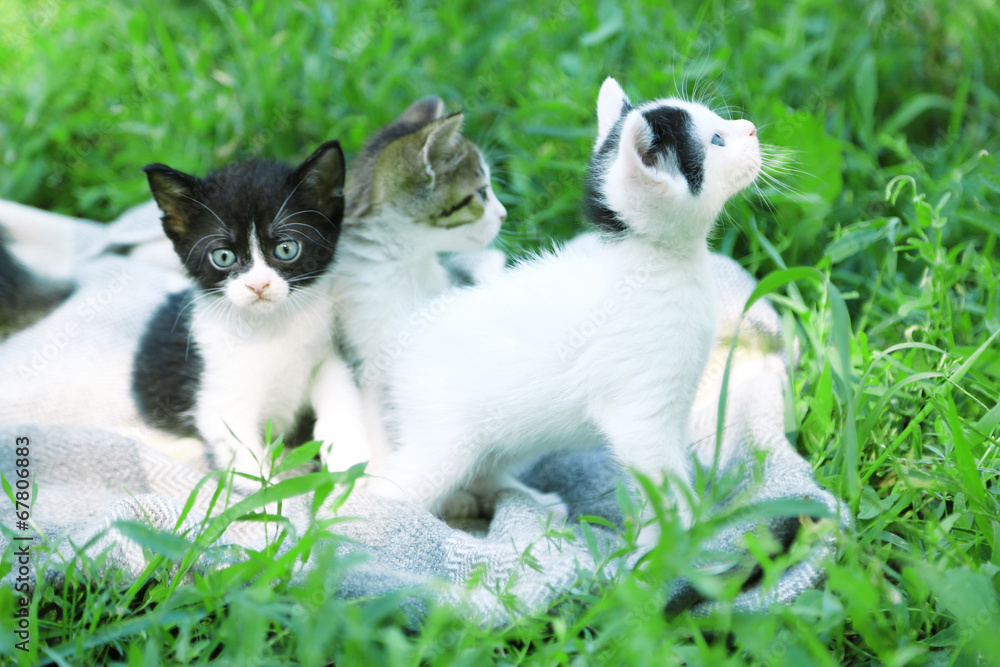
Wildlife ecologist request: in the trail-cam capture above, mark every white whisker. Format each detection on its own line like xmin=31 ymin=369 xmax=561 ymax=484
xmin=183 ymin=233 xmax=229 ymax=267
xmin=179 ymin=194 xmax=228 ymax=231
xmin=274 ymin=209 xmax=334 ymax=230
xmin=270 ymin=179 xmax=306 ymax=232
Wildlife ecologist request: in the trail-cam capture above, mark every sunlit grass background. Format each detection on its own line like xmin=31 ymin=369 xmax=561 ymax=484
xmin=1 ymin=0 xmax=999 ymax=664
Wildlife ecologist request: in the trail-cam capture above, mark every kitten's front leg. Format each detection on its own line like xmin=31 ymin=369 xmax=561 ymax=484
xmin=595 ymin=404 xmax=697 ymax=547
xmin=311 ymin=354 xmax=372 ymax=473
xmin=195 ymin=393 xmax=268 ymax=479
xmin=368 ymin=422 xmax=484 ymax=514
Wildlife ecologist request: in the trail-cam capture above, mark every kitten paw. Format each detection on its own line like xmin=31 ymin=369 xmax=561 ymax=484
xmin=321 ymin=442 xmax=370 ymax=475
xmin=438 ymin=489 xmax=482 ymax=520
xmin=470 ymin=474 xmax=568 ymax=521
xmin=530 ymin=490 xmax=569 ymax=523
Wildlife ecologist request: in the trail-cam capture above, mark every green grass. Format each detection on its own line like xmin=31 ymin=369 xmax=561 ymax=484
xmin=1 ymin=0 xmax=999 ymax=664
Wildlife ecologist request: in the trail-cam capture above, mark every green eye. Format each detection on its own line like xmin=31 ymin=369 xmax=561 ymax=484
xmin=210 ymin=248 xmax=237 ymax=268
xmin=478 ymin=186 xmax=488 ymax=200
xmin=274 ymin=239 xmax=300 ymax=261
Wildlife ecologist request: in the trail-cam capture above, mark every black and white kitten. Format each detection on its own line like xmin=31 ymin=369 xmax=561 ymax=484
xmin=368 ymin=78 xmax=761 ymax=541
xmin=132 ymin=141 xmax=346 ymax=475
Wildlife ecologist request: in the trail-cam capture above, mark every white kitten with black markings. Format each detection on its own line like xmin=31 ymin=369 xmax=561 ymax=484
xmin=369 ymin=78 xmax=761 ymax=539
xmin=311 ymin=97 xmax=507 ymax=479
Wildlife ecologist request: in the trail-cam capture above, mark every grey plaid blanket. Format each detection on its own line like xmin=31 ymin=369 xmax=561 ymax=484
xmin=0 ymin=202 xmax=850 ymax=626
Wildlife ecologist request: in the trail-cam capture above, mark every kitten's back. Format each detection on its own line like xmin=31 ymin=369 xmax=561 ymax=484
xmin=132 ymin=289 xmax=202 ymax=436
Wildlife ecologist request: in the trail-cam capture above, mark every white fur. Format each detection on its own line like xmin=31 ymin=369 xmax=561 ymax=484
xmin=595 ymin=77 xmax=628 ymax=149
xmin=370 ymin=80 xmax=761 ymax=538
xmin=312 ymin=163 xmax=507 ymax=476
xmin=192 ymin=261 xmax=337 ymax=475
xmin=221 ymin=227 xmax=291 ymax=310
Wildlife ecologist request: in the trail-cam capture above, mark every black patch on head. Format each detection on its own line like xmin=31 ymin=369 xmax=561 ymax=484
xmin=132 ymin=289 xmax=202 ymax=436
xmin=583 ymin=102 xmax=632 ymax=235
xmin=641 ymin=106 xmax=705 ymax=195
xmin=144 ymin=145 xmax=344 ymax=293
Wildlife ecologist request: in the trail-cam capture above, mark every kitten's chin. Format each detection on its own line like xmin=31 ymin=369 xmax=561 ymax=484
xmin=223 ymin=275 xmax=291 ymax=311
xmin=250 ymin=296 xmax=285 ymax=312
xmin=462 ymin=218 xmax=501 ymax=249
xmin=229 ymin=294 xmax=285 ymax=313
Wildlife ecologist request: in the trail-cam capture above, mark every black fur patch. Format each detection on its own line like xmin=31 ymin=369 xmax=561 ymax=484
xmin=132 ymin=289 xmax=202 ymax=436
xmin=437 ymin=194 xmax=473 ymax=219
xmin=0 ymin=233 xmax=74 ymax=337
xmin=148 ymin=159 xmax=342 ymax=293
xmin=642 ymin=107 xmax=705 ymax=195
xmin=583 ymin=108 xmax=632 ymax=235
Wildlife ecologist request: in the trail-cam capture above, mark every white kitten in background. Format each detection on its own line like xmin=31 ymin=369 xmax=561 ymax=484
xmin=369 ymin=78 xmax=761 ymax=541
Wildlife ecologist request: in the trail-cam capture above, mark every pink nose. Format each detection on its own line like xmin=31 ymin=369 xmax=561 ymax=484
xmin=248 ymin=283 xmax=269 ymax=296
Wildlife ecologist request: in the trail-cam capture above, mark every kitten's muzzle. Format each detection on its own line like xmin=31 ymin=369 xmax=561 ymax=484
xmin=736 ymin=119 xmax=756 ymax=137
xmin=247 ymin=281 xmax=271 ymax=297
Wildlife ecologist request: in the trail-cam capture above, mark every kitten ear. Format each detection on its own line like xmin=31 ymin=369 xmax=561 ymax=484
xmin=397 ymin=95 xmax=444 ymax=125
xmin=417 ymin=112 xmax=464 ymax=183
xmin=617 ymin=111 xmax=681 ymax=190
xmin=372 ymin=112 xmax=464 ymax=197
xmin=290 ymin=140 xmax=346 ymax=221
xmin=596 ymin=77 xmax=632 ymax=149
xmin=143 ymin=163 xmax=200 ymax=239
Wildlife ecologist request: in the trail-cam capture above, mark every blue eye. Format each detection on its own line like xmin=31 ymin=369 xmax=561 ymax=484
xmin=711 ymin=132 xmax=726 ymax=147
xmin=274 ymin=239 xmax=299 ymax=261
xmin=210 ymin=248 xmax=236 ymax=268
xmin=478 ymin=186 xmax=488 ymax=200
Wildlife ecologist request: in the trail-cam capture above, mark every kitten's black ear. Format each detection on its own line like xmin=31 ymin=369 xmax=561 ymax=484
xmin=616 ymin=111 xmax=685 ymax=192
xmin=397 ymin=95 xmax=444 ymax=125
xmin=144 ymin=164 xmax=200 ymax=239
xmin=290 ymin=140 xmax=346 ymax=221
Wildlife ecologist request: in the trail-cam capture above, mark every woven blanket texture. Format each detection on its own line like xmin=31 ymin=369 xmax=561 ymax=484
xmin=0 ymin=202 xmax=850 ymax=626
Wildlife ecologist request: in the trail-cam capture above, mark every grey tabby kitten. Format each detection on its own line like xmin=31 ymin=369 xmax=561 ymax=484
xmin=311 ymin=96 xmax=507 ymax=478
